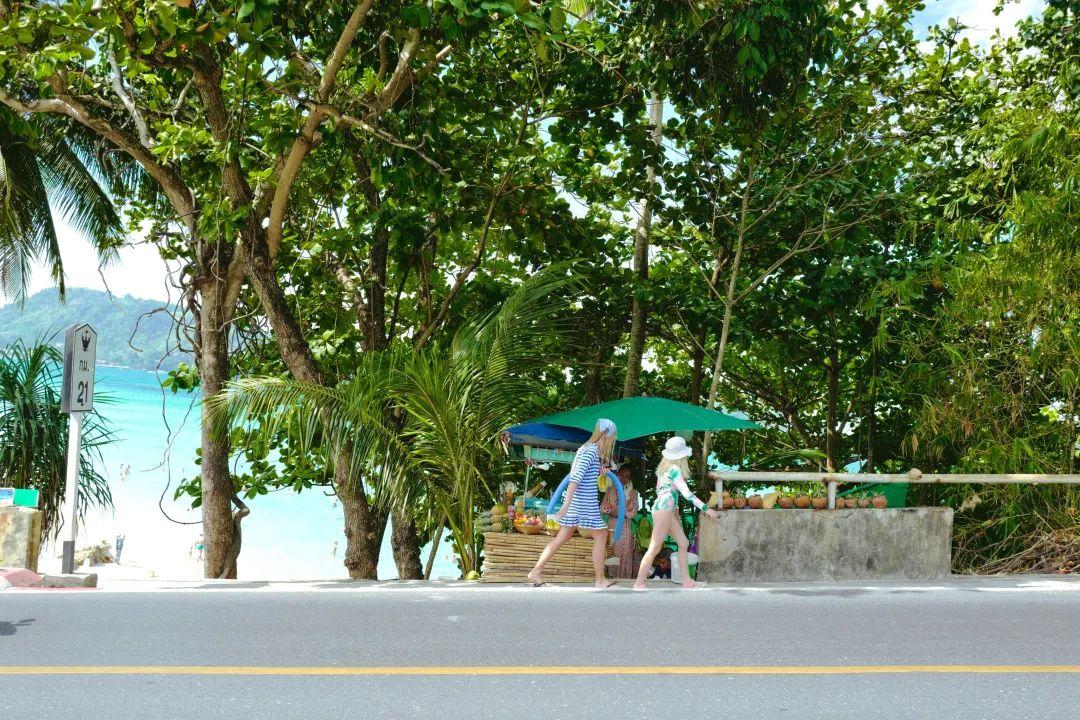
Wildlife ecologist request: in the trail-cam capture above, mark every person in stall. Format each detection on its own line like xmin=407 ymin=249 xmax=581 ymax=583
xmin=634 ymin=436 xmax=718 ymax=590
xmin=601 ymin=464 xmax=639 ymax=578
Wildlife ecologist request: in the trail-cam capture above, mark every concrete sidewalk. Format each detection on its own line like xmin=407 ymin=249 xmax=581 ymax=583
xmin=7 ymin=572 xmax=1078 ymax=594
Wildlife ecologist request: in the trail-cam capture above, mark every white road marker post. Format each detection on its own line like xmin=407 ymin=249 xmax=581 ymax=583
xmin=60 ymin=324 xmax=97 ymax=575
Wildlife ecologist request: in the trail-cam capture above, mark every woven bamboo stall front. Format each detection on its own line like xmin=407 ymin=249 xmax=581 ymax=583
xmin=481 ymin=532 xmax=613 ymax=583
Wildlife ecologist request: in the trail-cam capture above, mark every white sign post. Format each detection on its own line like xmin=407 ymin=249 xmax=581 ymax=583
xmin=60 ymin=324 xmax=97 ymax=574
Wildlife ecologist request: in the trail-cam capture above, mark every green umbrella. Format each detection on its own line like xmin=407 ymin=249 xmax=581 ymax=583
xmin=531 ymin=397 xmax=758 ymax=441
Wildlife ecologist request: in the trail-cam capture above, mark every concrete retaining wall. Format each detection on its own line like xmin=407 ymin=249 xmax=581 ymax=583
xmin=0 ymin=506 xmax=43 ymax=571
xmin=697 ymin=507 xmax=953 ymax=582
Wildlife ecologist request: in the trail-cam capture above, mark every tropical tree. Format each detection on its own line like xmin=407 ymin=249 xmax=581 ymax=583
xmin=887 ymin=2 xmax=1080 ymax=573
xmin=0 ymin=112 xmax=126 ymax=301
xmin=210 ymin=266 xmax=580 ymax=576
xmin=0 ymin=0 xmax=586 ymax=576
xmin=0 ymin=340 xmax=113 ymax=541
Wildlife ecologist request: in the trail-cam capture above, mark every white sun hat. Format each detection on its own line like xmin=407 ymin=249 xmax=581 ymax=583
xmin=662 ymin=435 xmax=691 ymax=460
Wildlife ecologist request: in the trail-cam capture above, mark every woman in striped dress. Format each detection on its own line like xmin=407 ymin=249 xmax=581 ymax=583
xmin=528 ymin=419 xmax=618 ymax=588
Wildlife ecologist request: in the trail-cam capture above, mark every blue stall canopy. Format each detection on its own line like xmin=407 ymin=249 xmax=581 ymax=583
xmin=503 ymin=422 xmax=644 ymax=464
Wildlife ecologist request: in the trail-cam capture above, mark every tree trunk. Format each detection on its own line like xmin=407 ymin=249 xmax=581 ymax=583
xmin=623 ymin=92 xmax=663 ymax=398
xmin=584 ymin=326 xmax=618 ymax=405
xmin=826 ymin=345 xmax=839 ymax=472
xmin=423 ymin=515 xmax=446 ymax=580
xmin=702 ymin=158 xmax=756 ymax=466
xmin=339 ymin=467 xmax=387 ymax=580
xmin=218 ymin=492 xmax=250 ymax=579
xmin=391 ymin=510 xmax=423 ymax=580
xmin=689 ymin=325 xmax=707 ymax=405
xmin=245 ymin=231 xmax=391 ymax=577
xmin=702 ymin=223 xmax=746 ymax=461
xmin=866 ymin=342 xmax=878 ymax=473
xmin=197 ymin=279 xmax=235 ymax=578
xmin=689 ymin=325 xmax=709 ymax=492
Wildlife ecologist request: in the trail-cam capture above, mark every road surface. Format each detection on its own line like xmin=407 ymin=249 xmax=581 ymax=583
xmin=3 ymin=576 xmax=1080 ymax=719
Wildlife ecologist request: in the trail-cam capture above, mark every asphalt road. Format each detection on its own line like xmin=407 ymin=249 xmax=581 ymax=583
xmin=3 ymin=577 xmax=1080 ymax=719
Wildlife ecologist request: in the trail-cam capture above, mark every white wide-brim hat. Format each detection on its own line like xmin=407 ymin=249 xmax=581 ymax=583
xmin=662 ymin=435 xmax=691 ymax=460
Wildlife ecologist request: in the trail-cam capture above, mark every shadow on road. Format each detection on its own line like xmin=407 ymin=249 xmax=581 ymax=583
xmin=765 ymin=588 xmax=872 ymax=598
xmin=191 ymin=582 xmax=270 ymax=590
xmin=0 ymin=618 xmax=35 ymax=636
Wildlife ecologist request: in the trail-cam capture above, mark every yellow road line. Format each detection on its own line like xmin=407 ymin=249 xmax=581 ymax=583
xmin=4 ymin=665 xmax=1080 ymax=676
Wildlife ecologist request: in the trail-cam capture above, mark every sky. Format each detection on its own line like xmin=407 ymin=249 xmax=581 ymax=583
xmin=21 ymin=0 xmax=1048 ymax=304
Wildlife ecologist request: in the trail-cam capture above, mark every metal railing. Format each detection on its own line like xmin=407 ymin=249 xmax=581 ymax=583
xmin=712 ymin=470 xmax=1080 ymax=510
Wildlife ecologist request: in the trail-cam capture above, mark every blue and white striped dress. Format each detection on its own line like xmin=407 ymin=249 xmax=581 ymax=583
xmin=557 ymin=443 xmax=607 ymax=530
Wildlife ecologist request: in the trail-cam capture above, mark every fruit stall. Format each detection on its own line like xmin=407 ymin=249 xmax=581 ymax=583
xmin=477 ymin=422 xmax=637 ymax=583
xmin=479 ymin=399 xmax=758 ymax=583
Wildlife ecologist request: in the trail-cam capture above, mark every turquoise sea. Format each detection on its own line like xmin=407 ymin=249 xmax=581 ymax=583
xmin=73 ymin=366 xmax=458 ymax=580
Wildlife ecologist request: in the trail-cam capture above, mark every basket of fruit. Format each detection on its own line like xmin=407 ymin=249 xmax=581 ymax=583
xmin=515 ymin=509 xmax=546 ymax=535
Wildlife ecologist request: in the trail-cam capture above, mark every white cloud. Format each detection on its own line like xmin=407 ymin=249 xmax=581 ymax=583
xmin=914 ymin=0 xmax=1045 ymax=46
xmin=24 ymin=214 xmax=175 ymax=302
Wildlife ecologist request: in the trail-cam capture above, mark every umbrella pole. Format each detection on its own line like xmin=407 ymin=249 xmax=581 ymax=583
xmin=524 ymin=449 xmax=532 ymax=497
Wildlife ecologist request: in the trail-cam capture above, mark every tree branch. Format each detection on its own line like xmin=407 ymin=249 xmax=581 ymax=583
xmin=413 ymin=173 xmax=510 ymax=349
xmin=264 ymin=0 xmax=377 ymax=257
xmin=107 ymin=43 xmax=153 ymax=148
xmin=0 ymin=88 xmax=196 ymax=232
xmin=372 ymin=28 xmax=420 ymax=113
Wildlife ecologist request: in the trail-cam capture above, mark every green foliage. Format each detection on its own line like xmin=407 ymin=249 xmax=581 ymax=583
xmin=0 ymin=111 xmax=127 ymax=301
xmin=0 ymin=339 xmax=114 ymax=541
xmin=887 ymin=3 xmax=1080 ymax=573
xmin=210 ymin=265 xmax=581 ymax=576
xmin=2 ymin=0 xmax=1074 ymax=578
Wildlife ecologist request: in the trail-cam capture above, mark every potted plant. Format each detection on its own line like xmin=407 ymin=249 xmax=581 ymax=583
xmin=810 ymin=488 xmax=828 ymax=510
xmin=732 ymin=489 xmax=747 ymax=510
xmin=794 ymin=492 xmax=811 ymax=509
xmin=777 ymin=493 xmax=794 ymax=509
xmin=871 ymin=493 xmax=888 ymax=509
xmin=857 ymin=492 xmax=871 ymax=509
xmin=747 ymin=493 xmax=763 ymax=509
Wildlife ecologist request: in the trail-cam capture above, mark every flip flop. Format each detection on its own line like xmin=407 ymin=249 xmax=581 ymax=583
xmin=529 ymin=581 xmax=546 ymax=587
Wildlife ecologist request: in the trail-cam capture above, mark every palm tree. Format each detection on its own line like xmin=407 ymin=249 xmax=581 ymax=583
xmin=0 ymin=340 xmax=114 ymax=541
xmin=210 ymin=266 xmax=581 ymax=577
xmin=0 ymin=110 xmax=129 ymax=301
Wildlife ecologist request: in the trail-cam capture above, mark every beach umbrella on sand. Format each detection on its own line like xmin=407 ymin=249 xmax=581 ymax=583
xmin=530 ymin=396 xmax=757 ymax=441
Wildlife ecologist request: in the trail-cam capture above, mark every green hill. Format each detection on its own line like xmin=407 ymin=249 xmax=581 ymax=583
xmin=0 ymin=288 xmax=191 ymax=371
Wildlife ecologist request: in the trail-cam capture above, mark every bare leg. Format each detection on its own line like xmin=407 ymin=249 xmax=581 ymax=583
xmin=669 ymin=517 xmax=699 ymax=588
xmin=590 ymin=529 xmax=611 ymax=587
xmin=528 ymin=525 xmax=576 ymax=584
xmin=633 ymin=510 xmax=674 ymax=589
